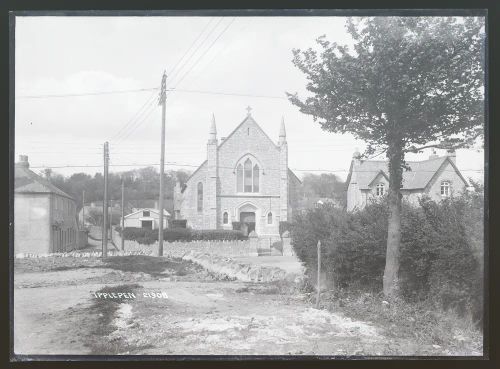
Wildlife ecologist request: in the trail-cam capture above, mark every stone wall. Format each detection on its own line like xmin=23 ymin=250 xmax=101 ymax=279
xmin=112 ymin=229 xmax=259 ymax=257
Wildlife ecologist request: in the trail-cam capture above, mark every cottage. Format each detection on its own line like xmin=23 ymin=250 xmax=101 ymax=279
xmin=122 ymin=208 xmax=170 ymax=230
xmin=346 ymin=149 xmax=468 ymax=211
xmin=173 ymin=109 xmax=301 ymax=238
xmin=14 ymin=155 xmax=79 ymax=254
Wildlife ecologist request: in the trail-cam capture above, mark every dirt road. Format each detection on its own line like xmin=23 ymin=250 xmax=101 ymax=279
xmin=11 ymin=256 xmax=413 ymax=356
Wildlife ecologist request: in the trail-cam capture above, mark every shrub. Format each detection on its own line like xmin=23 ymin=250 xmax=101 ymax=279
xmin=121 ymin=227 xmax=247 ymax=243
xmin=168 ymin=219 xmax=187 ymax=229
xmin=279 ymin=221 xmax=292 ymax=236
xmin=290 ymin=191 xmax=484 ymax=323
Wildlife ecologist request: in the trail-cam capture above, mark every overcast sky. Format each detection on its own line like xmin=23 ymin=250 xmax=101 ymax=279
xmin=14 ymin=16 xmax=485 ymax=182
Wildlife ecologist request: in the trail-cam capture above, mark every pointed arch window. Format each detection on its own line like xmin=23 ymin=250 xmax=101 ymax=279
xmin=223 ymin=212 xmax=229 ymax=224
xmin=197 ymin=182 xmax=203 ymax=212
xmin=267 ymin=212 xmax=273 ymax=224
xmin=253 ymin=164 xmax=260 ymax=192
xmin=237 ymin=157 xmax=260 ymax=193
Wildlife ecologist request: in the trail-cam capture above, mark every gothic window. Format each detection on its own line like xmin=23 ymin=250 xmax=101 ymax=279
xmin=197 ymin=182 xmax=203 ymax=212
xmin=237 ymin=157 xmax=260 ymax=193
xmin=223 ymin=212 xmax=229 ymax=224
xmin=244 ymin=158 xmax=253 ymax=192
xmin=237 ymin=164 xmax=243 ymax=192
xmin=441 ymin=181 xmax=450 ymax=197
xmin=267 ymin=212 xmax=273 ymax=224
xmin=253 ymin=164 xmax=260 ymax=192
xmin=376 ymin=183 xmax=385 ymax=197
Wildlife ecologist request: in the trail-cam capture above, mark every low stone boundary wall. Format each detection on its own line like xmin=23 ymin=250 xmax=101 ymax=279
xmin=112 ymin=229 xmax=259 ymax=257
xmin=14 ymin=250 xmax=151 ymax=259
xmin=181 ymin=251 xmax=297 ymax=283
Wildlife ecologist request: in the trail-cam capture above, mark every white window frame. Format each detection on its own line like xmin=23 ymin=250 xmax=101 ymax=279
xmin=441 ymin=181 xmax=451 ymax=197
xmin=376 ymin=183 xmax=385 ymax=197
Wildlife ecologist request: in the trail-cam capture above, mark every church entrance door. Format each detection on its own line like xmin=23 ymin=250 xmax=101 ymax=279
xmin=240 ymin=211 xmax=256 ymax=236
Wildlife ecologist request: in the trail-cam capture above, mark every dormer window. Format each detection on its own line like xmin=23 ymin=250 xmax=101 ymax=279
xmin=237 ymin=157 xmax=260 ymax=193
xmin=376 ymin=183 xmax=385 ymax=197
xmin=441 ymin=181 xmax=450 ymax=197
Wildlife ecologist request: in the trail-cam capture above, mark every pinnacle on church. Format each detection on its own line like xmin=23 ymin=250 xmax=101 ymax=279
xmin=209 ymin=113 xmax=217 ymax=136
xmin=279 ymin=116 xmax=286 ymax=138
xmin=246 ymin=106 xmax=252 ymax=117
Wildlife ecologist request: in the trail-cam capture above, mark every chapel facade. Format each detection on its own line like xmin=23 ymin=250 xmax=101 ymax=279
xmin=173 ymin=110 xmax=301 ymax=238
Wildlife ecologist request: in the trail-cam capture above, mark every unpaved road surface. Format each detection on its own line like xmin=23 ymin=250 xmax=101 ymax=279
xmin=12 ymin=256 xmax=448 ymax=356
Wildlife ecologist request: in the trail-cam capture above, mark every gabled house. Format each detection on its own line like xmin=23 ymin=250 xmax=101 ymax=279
xmin=346 ymin=150 xmax=468 ymax=211
xmin=122 ymin=208 xmax=170 ymax=230
xmin=14 ymin=155 xmax=79 ymax=254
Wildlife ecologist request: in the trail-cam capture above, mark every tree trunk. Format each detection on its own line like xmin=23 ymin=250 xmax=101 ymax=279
xmin=383 ymin=142 xmax=404 ymax=297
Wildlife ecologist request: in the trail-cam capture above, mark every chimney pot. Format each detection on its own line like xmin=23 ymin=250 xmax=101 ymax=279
xmin=17 ymin=155 xmax=29 ymax=168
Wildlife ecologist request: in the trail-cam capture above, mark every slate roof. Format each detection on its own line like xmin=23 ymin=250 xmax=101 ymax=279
xmin=124 ymin=208 xmax=171 ymax=218
xmin=347 ymin=156 xmax=467 ymax=190
xmin=15 ymin=164 xmax=74 ymax=199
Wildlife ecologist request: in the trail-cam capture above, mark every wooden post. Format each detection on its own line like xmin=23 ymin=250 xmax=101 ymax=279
xmin=316 ymin=240 xmax=321 ymax=309
xmin=81 ymin=190 xmax=85 ymax=228
xmin=121 ymin=178 xmax=125 ymax=251
xmin=102 ymin=141 xmax=109 ymax=258
xmin=158 ymin=71 xmax=167 ymax=256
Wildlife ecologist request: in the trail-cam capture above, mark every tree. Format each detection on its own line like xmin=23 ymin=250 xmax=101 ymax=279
xmin=287 ymin=17 xmax=484 ymax=296
xmin=301 ymin=173 xmax=346 ymax=207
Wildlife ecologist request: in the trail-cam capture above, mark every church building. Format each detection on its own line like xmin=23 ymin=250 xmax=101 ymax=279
xmin=173 ymin=109 xmax=301 ymax=238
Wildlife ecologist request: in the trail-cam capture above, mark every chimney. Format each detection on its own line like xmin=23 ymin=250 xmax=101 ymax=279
xmin=446 ymin=149 xmax=457 ymax=164
xmin=352 ymin=148 xmax=361 ymax=165
xmin=16 ymin=155 xmax=29 ymax=168
xmin=429 ymin=148 xmax=439 ymax=160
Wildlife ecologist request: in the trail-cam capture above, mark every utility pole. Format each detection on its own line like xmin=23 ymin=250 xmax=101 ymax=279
xmin=82 ymin=190 xmax=85 ymax=228
xmin=102 ymin=141 xmax=109 ymax=258
xmin=121 ymin=178 xmax=125 ymax=251
xmin=109 ymin=199 xmax=113 ymax=243
xmin=158 ymin=71 xmax=167 ymax=257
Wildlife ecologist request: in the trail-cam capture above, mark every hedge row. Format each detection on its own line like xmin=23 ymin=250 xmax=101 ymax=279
xmin=291 ymin=188 xmax=484 ymax=323
xmin=118 ymin=227 xmax=247 ymax=244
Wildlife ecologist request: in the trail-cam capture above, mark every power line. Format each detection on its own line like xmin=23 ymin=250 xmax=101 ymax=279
xmin=111 ymin=89 xmax=159 ymax=141
xmin=166 ymin=18 xmax=225 ymax=88
xmin=165 ymin=17 xmax=216 ymax=82
xmin=170 ymin=18 xmax=236 ymax=89
xmin=28 ymin=162 xmax=485 ymax=173
xmin=167 ymin=88 xmax=287 ymax=100
xmin=16 ymin=87 xmax=158 ymax=99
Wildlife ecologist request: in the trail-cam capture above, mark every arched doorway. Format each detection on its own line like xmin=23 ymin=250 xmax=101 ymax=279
xmin=238 ymin=203 xmax=257 ymax=236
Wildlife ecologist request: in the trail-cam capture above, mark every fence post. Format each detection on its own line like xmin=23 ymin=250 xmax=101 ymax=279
xmin=316 ymin=240 xmax=321 ymax=309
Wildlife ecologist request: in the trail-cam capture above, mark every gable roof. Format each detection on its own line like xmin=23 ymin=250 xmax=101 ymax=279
xmin=15 ymin=165 xmax=74 ymax=199
xmin=218 ymin=114 xmax=279 ymax=151
xmin=347 ymin=156 xmax=467 ymax=190
xmin=124 ymin=208 xmax=170 ymax=218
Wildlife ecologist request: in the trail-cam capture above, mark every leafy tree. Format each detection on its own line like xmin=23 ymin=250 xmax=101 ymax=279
xmin=301 ymin=173 xmax=346 ymax=207
xmin=288 ymin=17 xmax=485 ymax=296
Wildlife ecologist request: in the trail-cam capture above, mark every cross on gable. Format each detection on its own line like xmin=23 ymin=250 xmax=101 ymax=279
xmin=246 ymin=106 xmax=252 ymax=116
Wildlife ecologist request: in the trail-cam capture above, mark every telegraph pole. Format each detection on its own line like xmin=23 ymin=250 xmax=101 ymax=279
xmin=102 ymin=141 xmax=109 ymax=258
xmin=121 ymin=178 xmax=125 ymax=251
xmin=158 ymin=71 xmax=167 ymax=256
xmin=109 ymin=199 xmax=113 ymax=243
xmin=82 ymin=190 xmax=85 ymax=228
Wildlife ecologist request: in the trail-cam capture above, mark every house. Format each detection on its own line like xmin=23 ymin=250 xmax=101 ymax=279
xmin=173 ymin=109 xmax=301 ymax=238
xmin=122 ymin=208 xmax=170 ymax=230
xmin=14 ymin=155 xmax=79 ymax=254
xmin=346 ymin=149 xmax=468 ymax=211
